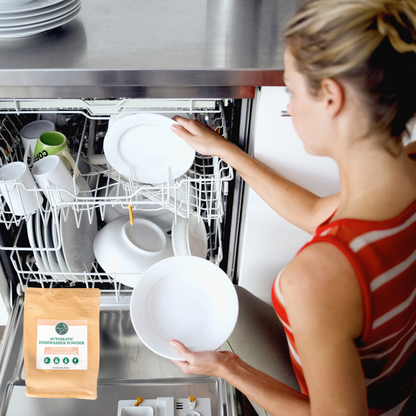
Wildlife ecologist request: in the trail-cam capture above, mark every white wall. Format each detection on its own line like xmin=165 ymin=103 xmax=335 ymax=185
xmin=236 ymin=87 xmax=340 ymax=304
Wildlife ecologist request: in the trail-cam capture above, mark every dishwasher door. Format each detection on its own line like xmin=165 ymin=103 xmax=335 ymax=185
xmin=0 ymin=294 xmax=237 ymax=416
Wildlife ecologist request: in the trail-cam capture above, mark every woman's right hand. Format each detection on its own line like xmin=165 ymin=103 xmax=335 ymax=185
xmin=171 ymin=116 xmax=230 ymax=157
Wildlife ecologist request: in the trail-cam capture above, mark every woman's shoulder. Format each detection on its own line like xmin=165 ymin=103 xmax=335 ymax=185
xmin=280 ymin=242 xmax=363 ymax=339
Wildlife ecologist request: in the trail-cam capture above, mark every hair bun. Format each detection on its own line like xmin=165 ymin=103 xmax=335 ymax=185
xmin=376 ymin=0 xmax=416 ymax=53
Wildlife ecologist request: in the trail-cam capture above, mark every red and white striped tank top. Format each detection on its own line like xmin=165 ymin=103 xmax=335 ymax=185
xmin=272 ymin=199 xmax=416 ymax=416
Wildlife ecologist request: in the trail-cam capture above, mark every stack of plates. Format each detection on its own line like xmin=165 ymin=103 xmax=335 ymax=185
xmin=26 ymin=177 xmax=97 ymax=282
xmin=0 ymin=0 xmax=81 ymax=39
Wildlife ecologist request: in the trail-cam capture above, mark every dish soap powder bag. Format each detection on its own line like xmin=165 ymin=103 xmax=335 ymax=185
xmin=24 ymin=288 xmax=100 ymax=399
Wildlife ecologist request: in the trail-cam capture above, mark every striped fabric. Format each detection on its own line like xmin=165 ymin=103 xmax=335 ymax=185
xmin=272 ymin=200 xmax=416 ymax=416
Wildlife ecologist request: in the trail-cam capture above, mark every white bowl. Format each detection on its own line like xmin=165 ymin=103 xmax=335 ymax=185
xmin=130 ymin=256 xmax=239 ymax=360
xmin=93 ymin=216 xmax=174 ymax=288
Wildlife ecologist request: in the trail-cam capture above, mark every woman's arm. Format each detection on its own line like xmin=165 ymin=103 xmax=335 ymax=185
xmin=170 ymin=341 xmax=310 ymax=416
xmin=170 ymin=243 xmax=368 ymax=416
xmin=172 ymin=117 xmax=339 ymax=234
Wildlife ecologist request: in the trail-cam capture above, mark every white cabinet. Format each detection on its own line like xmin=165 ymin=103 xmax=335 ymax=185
xmin=237 ymin=87 xmax=340 ymax=304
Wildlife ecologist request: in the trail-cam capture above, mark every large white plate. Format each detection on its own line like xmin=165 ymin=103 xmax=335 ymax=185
xmin=27 ymin=211 xmax=48 ymax=274
xmin=0 ymin=0 xmax=78 ymax=27
xmin=130 ymin=256 xmax=239 ymax=360
xmin=104 ymin=114 xmax=195 ymax=184
xmin=59 ymin=176 xmax=97 ymax=274
xmin=0 ymin=3 xmax=79 ymax=37
xmin=93 ymin=216 xmax=174 ymax=288
xmin=171 ymin=215 xmax=207 ymax=258
xmin=0 ymin=0 xmax=74 ymax=19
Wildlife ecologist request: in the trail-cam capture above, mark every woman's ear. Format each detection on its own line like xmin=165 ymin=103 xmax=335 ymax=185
xmin=321 ymin=78 xmax=344 ymax=117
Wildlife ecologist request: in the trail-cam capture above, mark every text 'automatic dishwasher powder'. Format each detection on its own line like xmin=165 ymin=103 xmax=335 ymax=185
xmin=24 ymin=288 xmax=100 ymax=399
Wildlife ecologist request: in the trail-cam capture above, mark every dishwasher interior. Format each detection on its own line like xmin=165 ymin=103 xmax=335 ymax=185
xmin=0 ymin=98 xmax=240 ymax=416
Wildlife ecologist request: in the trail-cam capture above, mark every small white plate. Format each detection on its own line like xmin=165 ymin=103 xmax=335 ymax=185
xmin=130 ymin=256 xmax=238 ymax=360
xmin=0 ymin=3 xmax=79 ymax=37
xmin=171 ymin=215 xmax=207 ymax=258
xmin=104 ymin=114 xmax=195 ymax=184
xmin=59 ymin=177 xmax=97 ymax=274
xmin=27 ymin=211 xmax=48 ymax=274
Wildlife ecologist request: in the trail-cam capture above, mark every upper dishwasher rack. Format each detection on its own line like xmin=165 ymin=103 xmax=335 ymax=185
xmin=0 ymin=100 xmax=233 ymax=230
xmin=0 ymin=100 xmax=234 ymax=294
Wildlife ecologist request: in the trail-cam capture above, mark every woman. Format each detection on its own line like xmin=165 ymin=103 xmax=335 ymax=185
xmin=169 ymin=0 xmax=416 ymax=415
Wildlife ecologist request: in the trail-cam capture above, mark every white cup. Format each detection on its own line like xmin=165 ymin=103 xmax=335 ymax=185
xmin=32 ymin=155 xmax=79 ymax=205
xmin=0 ymin=162 xmax=41 ymax=216
xmin=20 ymin=120 xmax=55 ymax=167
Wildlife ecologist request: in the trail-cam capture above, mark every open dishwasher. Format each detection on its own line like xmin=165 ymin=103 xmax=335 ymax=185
xmin=0 ymin=98 xmax=241 ymax=416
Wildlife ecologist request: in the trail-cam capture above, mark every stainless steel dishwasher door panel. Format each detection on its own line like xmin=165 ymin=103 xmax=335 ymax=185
xmin=0 ymin=296 xmax=236 ymax=416
xmin=97 ymin=296 xmax=187 ymax=380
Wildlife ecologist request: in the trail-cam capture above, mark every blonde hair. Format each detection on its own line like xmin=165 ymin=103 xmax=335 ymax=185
xmin=284 ymin=0 xmax=416 ymax=140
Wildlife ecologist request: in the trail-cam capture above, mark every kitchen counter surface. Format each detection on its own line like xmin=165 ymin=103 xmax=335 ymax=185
xmin=0 ymin=0 xmax=302 ymax=98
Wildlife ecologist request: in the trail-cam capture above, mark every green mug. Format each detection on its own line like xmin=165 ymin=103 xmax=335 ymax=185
xmin=33 ymin=131 xmax=79 ymax=177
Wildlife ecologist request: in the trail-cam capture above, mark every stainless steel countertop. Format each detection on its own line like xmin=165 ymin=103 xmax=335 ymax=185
xmin=0 ymin=0 xmax=302 ymax=98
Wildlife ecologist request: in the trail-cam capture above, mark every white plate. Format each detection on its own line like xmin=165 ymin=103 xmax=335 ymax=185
xmin=43 ymin=210 xmax=64 ymax=279
xmin=171 ymin=215 xmax=207 ymax=258
xmin=0 ymin=0 xmax=63 ymax=13
xmin=59 ymin=177 xmax=97 ymax=274
xmin=50 ymin=211 xmax=76 ymax=281
xmin=104 ymin=114 xmax=195 ymax=184
xmin=35 ymin=208 xmax=51 ymax=274
xmin=93 ymin=216 xmax=174 ymax=288
xmin=0 ymin=3 xmax=79 ymax=37
xmin=130 ymin=256 xmax=239 ymax=360
xmin=0 ymin=0 xmax=78 ymax=27
xmin=0 ymin=0 xmax=74 ymax=19
xmin=27 ymin=211 xmax=48 ymax=274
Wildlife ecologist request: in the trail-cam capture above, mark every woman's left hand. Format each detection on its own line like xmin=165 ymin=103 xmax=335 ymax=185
xmin=169 ymin=339 xmax=237 ymax=377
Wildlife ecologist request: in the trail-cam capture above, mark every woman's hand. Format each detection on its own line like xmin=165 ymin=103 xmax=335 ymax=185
xmin=169 ymin=339 xmax=237 ymax=377
xmin=171 ymin=116 xmax=230 ymax=157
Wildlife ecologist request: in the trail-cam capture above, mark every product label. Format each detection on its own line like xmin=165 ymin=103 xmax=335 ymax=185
xmin=36 ymin=319 xmax=88 ymax=370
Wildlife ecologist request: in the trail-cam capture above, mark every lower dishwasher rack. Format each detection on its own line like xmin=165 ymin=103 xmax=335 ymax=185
xmin=0 ymin=295 xmax=238 ymax=416
xmin=0 ymin=100 xmax=234 ymax=298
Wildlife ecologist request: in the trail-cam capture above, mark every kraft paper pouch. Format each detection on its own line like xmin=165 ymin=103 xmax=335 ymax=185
xmin=24 ymin=288 xmax=100 ymax=399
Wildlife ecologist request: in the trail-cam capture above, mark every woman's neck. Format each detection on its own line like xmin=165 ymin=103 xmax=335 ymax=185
xmin=331 ymin=135 xmax=416 ymax=222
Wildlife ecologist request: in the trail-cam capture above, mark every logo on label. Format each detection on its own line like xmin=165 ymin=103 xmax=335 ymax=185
xmin=55 ymin=322 xmax=69 ymax=335
xmin=44 ymin=357 xmax=50 ymax=364
xmin=72 ymin=357 xmax=79 ymax=365
xmin=63 ymin=357 xmax=69 ymax=365
xmin=53 ymin=357 xmax=60 ymax=364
